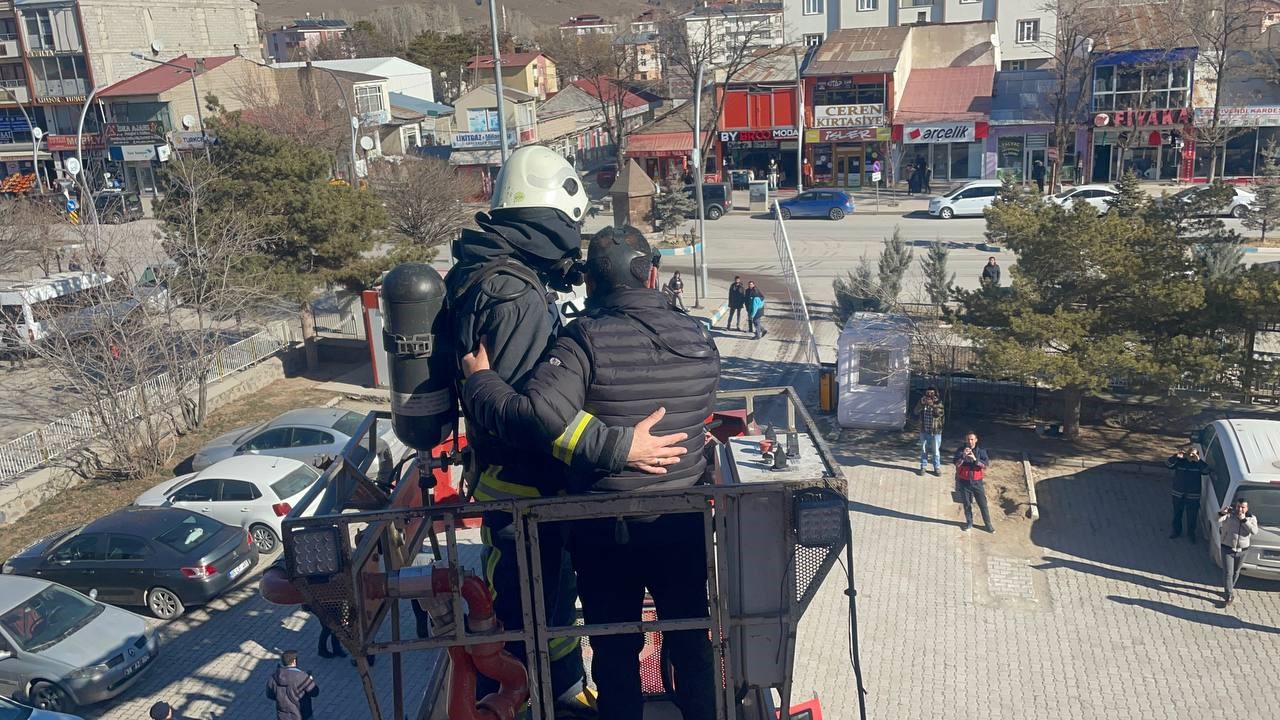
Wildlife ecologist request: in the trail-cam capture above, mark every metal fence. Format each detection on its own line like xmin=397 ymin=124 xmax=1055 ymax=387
xmin=0 ymin=321 xmax=297 ymax=486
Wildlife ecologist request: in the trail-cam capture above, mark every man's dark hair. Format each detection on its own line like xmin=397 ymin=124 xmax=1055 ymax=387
xmin=281 ymin=650 xmax=299 ymax=666
xmin=588 ymin=225 xmax=652 ymax=292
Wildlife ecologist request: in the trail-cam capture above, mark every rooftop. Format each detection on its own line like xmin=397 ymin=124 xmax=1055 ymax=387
xmin=100 ymin=54 xmax=237 ymax=97
xmin=804 ymin=26 xmax=909 ymax=76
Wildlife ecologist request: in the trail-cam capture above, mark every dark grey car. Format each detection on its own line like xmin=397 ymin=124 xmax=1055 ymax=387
xmin=1 ymin=507 xmax=259 ymax=620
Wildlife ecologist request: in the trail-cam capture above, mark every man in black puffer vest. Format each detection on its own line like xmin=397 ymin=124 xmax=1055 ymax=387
xmin=462 ymin=225 xmax=720 ymax=720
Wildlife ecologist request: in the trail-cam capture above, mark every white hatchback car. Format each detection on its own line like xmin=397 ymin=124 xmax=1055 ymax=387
xmin=928 ymin=180 xmax=1003 ymax=219
xmin=134 ymin=456 xmax=322 ymax=554
xmin=1049 ymin=184 xmax=1118 ymax=215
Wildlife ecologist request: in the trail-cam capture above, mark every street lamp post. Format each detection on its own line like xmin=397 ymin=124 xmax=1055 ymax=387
xmin=0 ymin=85 xmax=46 ymax=191
xmin=130 ymin=52 xmax=212 ymax=162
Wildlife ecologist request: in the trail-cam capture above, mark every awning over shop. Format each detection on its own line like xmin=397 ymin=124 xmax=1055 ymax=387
xmin=625 ymin=131 xmax=694 ymax=157
xmin=895 ymin=66 xmax=996 ymax=124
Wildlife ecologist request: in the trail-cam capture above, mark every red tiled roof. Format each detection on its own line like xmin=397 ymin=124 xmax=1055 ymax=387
xmin=465 ymin=52 xmax=545 ymax=70
xmin=100 ymin=55 xmax=236 ymax=97
xmin=572 ymin=77 xmax=650 ymax=110
xmin=894 ymin=66 xmax=995 ymax=124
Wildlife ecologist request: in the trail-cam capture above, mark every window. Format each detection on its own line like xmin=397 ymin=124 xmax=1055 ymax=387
xmin=1016 ymin=19 xmax=1040 ymax=44
xmin=51 ymin=535 xmax=101 ymax=562
xmin=290 ymin=428 xmax=335 ymax=447
xmin=241 ymin=427 xmax=292 ymax=451
xmin=154 ymin=513 xmax=223 ymax=553
xmin=803 ymin=33 xmax=823 ymax=47
xmin=857 ymin=0 xmax=877 ymax=10
xmin=220 ymin=480 xmax=260 ymax=501
xmin=1002 ymin=60 xmax=1026 ymax=72
xmin=858 ymin=349 xmax=893 ymax=387
xmin=803 ymin=0 xmax=823 ymax=14
xmin=172 ymin=478 xmax=220 ymax=502
xmin=355 ymin=84 xmax=384 ymax=116
xmin=105 ymin=536 xmax=150 ymax=561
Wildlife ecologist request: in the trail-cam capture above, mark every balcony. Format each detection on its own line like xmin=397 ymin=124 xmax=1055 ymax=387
xmin=0 ymin=78 xmax=28 ymax=103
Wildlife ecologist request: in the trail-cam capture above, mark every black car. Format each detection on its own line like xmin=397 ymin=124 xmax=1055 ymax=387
xmin=682 ymin=182 xmax=733 ymax=220
xmin=1 ymin=507 xmax=259 ymax=620
xmin=92 ymin=192 xmax=144 ymax=224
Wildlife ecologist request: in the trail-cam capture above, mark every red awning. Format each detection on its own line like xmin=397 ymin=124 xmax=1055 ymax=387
xmin=895 ymin=66 xmax=996 ymax=124
xmin=625 ymin=132 xmax=694 ymax=157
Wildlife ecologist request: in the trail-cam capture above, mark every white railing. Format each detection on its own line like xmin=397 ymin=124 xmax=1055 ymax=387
xmin=0 ymin=321 xmax=298 ymax=486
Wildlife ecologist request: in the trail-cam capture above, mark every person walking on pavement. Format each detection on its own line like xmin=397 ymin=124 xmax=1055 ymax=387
xmin=1218 ymin=499 xmax=1259 ymax=607
xmin=980 ymin=257 xmax=1001 ymax=288
xmin=746 ymin=281 xmax=766 ymax=339
xmin=666 ymin=270 xmax=686 ymax=310
xmin=727 ymin=276 xmax=746 ymax=331
xmin=1165 ymin=447 xmax=1205 ymax=541
xmin=953 ymin=432 xmax=993 ymax=533
xmin=1032 ymin=159 xmax=1046 ymax=194
xmin=461 ymin=224 xmax=720 ymax=720
xmin=265 ymin=650 xmax=319 ymax=720
xmin=914 ymin=387 xmax=945 ymax=476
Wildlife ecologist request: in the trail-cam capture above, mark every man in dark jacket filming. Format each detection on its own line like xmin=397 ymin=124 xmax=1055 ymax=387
xmin=461 ymin=225 xmax=721 ymax=720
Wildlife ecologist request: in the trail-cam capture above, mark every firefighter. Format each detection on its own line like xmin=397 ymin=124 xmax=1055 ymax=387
xmin=461 ymin=225 xmax=721 ymax=720
xmin=447 ymin=147 xmax=684 ymax=713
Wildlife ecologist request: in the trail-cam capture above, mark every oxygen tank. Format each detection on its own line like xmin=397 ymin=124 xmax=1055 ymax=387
xmin=381 ymin=263 xmax=457 ymax=451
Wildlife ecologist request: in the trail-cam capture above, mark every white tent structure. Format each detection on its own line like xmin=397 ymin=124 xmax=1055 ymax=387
xmin=836 ymin=312 xmax=912 ymax=429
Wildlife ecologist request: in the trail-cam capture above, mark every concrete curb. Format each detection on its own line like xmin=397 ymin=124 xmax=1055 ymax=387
xmin=658 ymin=242 xmax=702 ymax=257
xmin=1021 ymin=452 xmax=1040 ymax=520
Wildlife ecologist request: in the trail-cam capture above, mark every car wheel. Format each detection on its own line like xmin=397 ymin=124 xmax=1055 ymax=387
xmin=939 ymin=207 xmax=955 ymax=219
xmin=250 ymin=524 xmax=279 ymax=553
xmin=829 ymin=207 xmax=845 ymax=221
xmin=147 ymin=587 xmax=185 ymax=620
xmin=706 ymin=205 xmax=723 ymax=220
xmin=779 ymin=207 xmax=791 ymax=220
xmin=1231 ymin=204 xmax=1247 ymax=219
xmin=29 ymin=681 xmax=73 ymax=713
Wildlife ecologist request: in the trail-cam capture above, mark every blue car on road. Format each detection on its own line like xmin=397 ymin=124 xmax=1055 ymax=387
xmin=775 ymin=190 xmax=855 ymax=220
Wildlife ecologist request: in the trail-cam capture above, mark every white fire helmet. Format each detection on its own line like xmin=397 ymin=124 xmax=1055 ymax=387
xmin=490 ymin=145 xmax=589 ymax=221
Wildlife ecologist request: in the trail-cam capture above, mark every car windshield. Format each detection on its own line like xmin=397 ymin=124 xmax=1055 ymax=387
xmin=269 ymin=465 xmax=321 ymax=499
xmin=1233 ymin=485 xmax=1280 ymax=528
xmin=154 ymin=512 xmax=223 ymax=553
xmin=329 ymin=411 xmax=366 ymax=438
xmin=0 ymin=585 xmax=103 ymax=653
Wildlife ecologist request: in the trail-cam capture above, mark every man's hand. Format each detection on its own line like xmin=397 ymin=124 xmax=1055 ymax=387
xmin=461 ymin=340 xmax=491 ymax=378
xmin=626 ymin=408 xmax=688 ymax=474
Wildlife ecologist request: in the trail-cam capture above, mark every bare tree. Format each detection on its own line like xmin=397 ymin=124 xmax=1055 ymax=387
xmin=368 ymin=156 xmax=480 ymax=252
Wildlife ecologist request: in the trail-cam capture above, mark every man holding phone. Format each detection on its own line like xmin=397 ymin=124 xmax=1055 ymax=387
xmin=1218 ymin=499 xmax=1259 ymax=607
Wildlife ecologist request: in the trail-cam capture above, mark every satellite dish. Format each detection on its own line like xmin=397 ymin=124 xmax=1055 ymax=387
xmin=65 ymin=157 xmax=81 ymax=176
xmin=150 ymin=40 xmax=164 ymax=56
xmin=359 ymin=136 xmax=375 ymax=151
xmin=181 ymin=114 xmax=196 ymax=130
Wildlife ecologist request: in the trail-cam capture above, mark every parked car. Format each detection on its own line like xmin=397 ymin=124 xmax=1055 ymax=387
xmin=1162 ymin=184 xmax=1257 ymax=218
xmin=190 ymin=407 xmax=407 ymax=479
xmin=134 ymin=456 xmax=322 ymax=553
xmin=681 ymin=182 xmax=733 ymax=220
xmin=774 ymin=190 xmax=854 ymax=220
xmin=1191 ymin=419 xmax=1280 ymax=580
xmin=1049 ymin=184 xmax=1119 ymax=215
xmin=0 ymin=575 xmax=158 ymax=713
xmin=1 ymin=507 xmax=260 ymax=620
xmin=928 ymin=180 xmax=1002 ymax=219
xmin=0 ymin=694 xmax=83 ymax=719
xmin=91 ymin=192 xmax=144 ymax=225
xmin=596 ymin=164 xmax=618 ymax=189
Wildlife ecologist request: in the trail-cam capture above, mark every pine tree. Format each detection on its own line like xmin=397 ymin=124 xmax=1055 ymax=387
xmin=1106 ymin=170 xmax=1148 ymax=217
xmin=651 ymin=169 xmax=698 ymax=238
xmin=1244 ymin=142 xmax=1280 ymax=242
xmin=921 ymin=239 xmax=955 ymax=307
xmin=877 ymin=226 xmax=913 ymax=303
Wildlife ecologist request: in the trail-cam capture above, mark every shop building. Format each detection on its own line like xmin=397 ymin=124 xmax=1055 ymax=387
xmin=718 ymin=51 xmax=802 ymax=187
xmin=1086 ymin=48 xmax=1196 ymax=183
xmin=800 ymin=26 xmax=906 ymax=189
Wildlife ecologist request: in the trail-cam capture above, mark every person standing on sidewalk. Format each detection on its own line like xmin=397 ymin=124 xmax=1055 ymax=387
xmin=727 ymin=276 xmax=746 ymax=331
xmin=953 ymin=432 xmax=993 ymax=533
xmin=746 ymin=282 xmax=766 ymax=340
xmin=265 ymin=650 xmax=319 ymax=720
xmin=1218 ymin=499 xmax=1259 ymax=607
xmin=914 ymin=387 xmax=945 ymax=476
xmin=1165 ymin=447 xmax=1205 ymax=541
xmin=666 ymin=270 xmax=686 ymax=310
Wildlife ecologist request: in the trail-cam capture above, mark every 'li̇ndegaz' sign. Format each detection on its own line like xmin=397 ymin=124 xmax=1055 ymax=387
xmin=103 ymin=122 xmax=166 ymax=147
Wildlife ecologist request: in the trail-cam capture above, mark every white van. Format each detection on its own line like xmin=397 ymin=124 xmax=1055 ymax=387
xmin=1191 ymin=419 xmax=1280 ymax=580
xmin=0 ymin=272 xmax=114 ymax=347
xmin=928 ymin=180 xmax=1003 ymax=219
